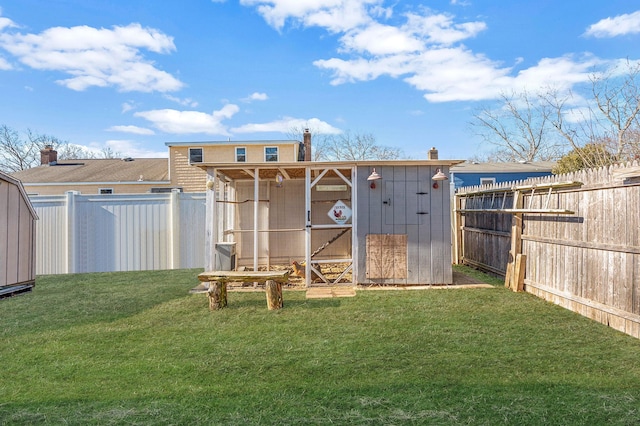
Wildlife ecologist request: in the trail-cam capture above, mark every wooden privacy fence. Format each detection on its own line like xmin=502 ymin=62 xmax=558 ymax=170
xmin=454 ymin=162 xmax=640 ymax=339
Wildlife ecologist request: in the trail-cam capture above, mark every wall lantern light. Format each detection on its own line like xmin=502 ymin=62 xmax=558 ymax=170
xmin=275 ymin=173 xmax=284 ymax=188
xmin=367 ymin=168 xmax=381 ymax=189
xmin=431 ymin=168 xmax=448 ymax=189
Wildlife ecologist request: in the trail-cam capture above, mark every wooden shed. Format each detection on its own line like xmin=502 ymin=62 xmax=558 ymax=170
xmin=198 ymin=160 xmax=463 ymax=287
xmin=1 ymin=171 xmax=38 ymax=297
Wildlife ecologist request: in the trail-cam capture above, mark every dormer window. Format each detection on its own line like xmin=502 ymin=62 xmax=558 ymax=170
xmin=265 ymin=146 xmax=278 ymax=162
xmin=236 ymin=147 xmax=246 ymax=162
xmin=189 ymin=148 xmax=203 ymax=163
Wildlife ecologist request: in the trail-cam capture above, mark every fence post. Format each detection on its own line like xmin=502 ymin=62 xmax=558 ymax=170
xmin=453 ymin=194 xmax=463 ymax=264
xmin=505 ymin=190 xmax=524 ymax=290
xmin=65 ymin=191 xmax=78 ymax=274
xmin=170 ymin=189 xmax=181 ymax=269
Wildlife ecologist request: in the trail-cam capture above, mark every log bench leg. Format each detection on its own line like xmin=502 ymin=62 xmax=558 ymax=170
xmin=207 ymin=281 xmax=227 ymax=310
xmin=265 ymin=279 xmax=283 ymax=310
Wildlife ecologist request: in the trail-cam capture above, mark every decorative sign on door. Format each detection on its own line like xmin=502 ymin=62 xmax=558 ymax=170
xmin=328 ymin=200 xmax=352 ymax=225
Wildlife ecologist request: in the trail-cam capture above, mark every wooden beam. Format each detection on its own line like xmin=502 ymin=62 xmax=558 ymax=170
xmin=457 ymin=208 xmax=575 ymax=214
xmin=458 ymin=180 xmax=582 ymax=196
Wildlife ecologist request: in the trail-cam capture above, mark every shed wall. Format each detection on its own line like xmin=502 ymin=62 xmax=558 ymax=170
xmin=355 ymin=165 xmax=453 ymax=285
xmin=1 ymin=177 xmax=36 ymax=287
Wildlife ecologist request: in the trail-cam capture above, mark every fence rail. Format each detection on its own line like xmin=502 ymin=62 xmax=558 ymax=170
xmin=31 ymin=191 xmax=206 ymax=275
xmin=455 ymin=162 xmax=640 ymax=339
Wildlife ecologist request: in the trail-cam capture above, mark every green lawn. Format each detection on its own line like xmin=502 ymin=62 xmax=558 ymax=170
xmin=2 ymin=267 xmax=639 ymax=425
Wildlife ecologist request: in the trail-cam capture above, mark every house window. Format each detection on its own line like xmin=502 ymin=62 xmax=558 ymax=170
xmin=236 ymin=147 xmax=246 ymax=162
xmin=189 ymin=148 xmax=203 ymax=163
xmin=480 ymin=177 xmax=496 ymax=186
xmin=265 ymin=146 xmax=278 ymax=162
xmin=150 ymin=187 xmax=183 ymax=193
xmin=99 ymin=188 xmax=113 ymax=194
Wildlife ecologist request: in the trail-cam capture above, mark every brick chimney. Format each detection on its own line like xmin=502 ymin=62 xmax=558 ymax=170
xmin=428 ymin=147 xmax=438 ymax=160
xmin=40 ymin=145 xmax=58 ymax=165
xmin=303 ymin=128 xmax=311 ymax=162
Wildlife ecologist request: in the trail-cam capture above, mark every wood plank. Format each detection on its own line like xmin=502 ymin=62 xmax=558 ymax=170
xmin=198 ymin=270 xmax=290 ymax=283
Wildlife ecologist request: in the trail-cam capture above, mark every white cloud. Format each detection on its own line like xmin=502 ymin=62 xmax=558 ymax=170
xmin=243 ymin=1 xmax=612 ymax=104
xmin=584 ymin=11 xmax=640 ymax=38
xmin=164 ymin=94 xmax=199 ymax=107
xmin=0 ymin=55 xmax=11 ymax=70
xmin=121 ymin=101 xmax=136 ymax=113
xmin=0 ymin=22 xmax=183 ymax=92
xmin=107 ymin=125 xmax=155 ymax=135
xmin=239 ymin=0 xmax=381 ymax=32
xmin=231 ymin=116 xmax=342 ymax=134
xmin=134 ymin=104 xmax=240 ymax=135
xmin=102 ymin=140 xmax=168 ymax=158
xmin=242 ymin=92 xmax=269 ymax=102
xmin=0 ymin=13 xmax=17 ymax=32
xmin=403 ymin=11 xmax=486 ymax=45
xmin=339 ymin=22 xmax=423 ymax=55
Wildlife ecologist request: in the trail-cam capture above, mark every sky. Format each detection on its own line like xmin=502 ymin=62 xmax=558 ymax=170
xmin=0 ymin=1 xmax=639 ymax=161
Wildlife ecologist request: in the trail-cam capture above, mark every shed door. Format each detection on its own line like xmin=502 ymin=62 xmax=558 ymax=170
xmin=384 ymin=181 xmax=423 ymax=225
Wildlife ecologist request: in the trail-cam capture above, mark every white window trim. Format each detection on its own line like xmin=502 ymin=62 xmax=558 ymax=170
xmin=264 ymin=146 xmax=279 ymax=162
xmin=188 ymin=147 xmax=203 ymax=164
xmin=480 ymin=177 xmax=496 ymax=185
xmin=235 ymin=146 xmax=247 ymax=163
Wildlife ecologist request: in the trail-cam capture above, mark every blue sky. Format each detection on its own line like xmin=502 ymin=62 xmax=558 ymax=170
xmin=0 ymin=1 xmax=639 ymax=160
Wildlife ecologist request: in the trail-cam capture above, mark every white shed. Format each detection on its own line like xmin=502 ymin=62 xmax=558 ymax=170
xmin=1 ymin=171 xmax=38 ymax=297
xmin=198 ymin=159 xmax=462 ymax=287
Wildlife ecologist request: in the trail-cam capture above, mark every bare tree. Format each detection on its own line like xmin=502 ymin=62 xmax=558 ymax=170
xmin=287 ymin=127 xmax=403 ymax=161
xmin=315 ymin=131 xmax=402 ymax=161
xmin=471 ymin=90 xmax=563 ymax=162
xmin=0 ymin=125 xmax=124 ymax=173
xmin=0 ymin=126 xmax=57 ymax=172
xmin=545 ymin=60 xmax=640 ymax=165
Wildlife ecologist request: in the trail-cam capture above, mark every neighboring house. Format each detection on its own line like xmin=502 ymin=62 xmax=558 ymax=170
xmin=450 ymin=161 xmax=555 ymax=189
xmin=12 ymin=152 xmax=172 ymax=196
xmin=167 ymin=138 xmax=305 ymax=192
xmin=11 ymin=133 xmax=307 ymax=195
xmin=0 ymin=171 xmax=38 ymax=297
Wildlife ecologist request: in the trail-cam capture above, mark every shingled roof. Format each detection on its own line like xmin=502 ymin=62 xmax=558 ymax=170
xmin=11 ymin=158 xmax=169 ymax=183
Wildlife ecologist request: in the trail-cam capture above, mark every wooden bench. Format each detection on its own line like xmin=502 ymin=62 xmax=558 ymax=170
xmin=197 ymin=270 xmax=290 ymax=310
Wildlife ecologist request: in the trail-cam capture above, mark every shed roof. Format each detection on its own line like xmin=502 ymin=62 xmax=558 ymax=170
xmin=451 ymin=161 xmax=555 ymax=173
xmin=196 ymin=159 xmax=465 ymax=181
xmin=11 ymin=158 xmax=169 ymax=184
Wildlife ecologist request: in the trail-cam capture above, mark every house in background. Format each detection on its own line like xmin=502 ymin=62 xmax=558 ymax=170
xmin=0 ymin=171 xmax=38 ymax=297
xmin=450 ymin=161 xmax=555 ymax=189
xmin=11 ymin=132 xmax=308 ymax=195
xmin=167 ymin=135 xmax=306 ymax=192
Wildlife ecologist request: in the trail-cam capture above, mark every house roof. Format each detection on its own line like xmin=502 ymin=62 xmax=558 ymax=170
xmin=165 ymin=140 xmax=301 ymax=147
xmin=11 ymin=158 xmax=169 ymax=184
xmin=451 ymin=161 xmax=555 ymax=173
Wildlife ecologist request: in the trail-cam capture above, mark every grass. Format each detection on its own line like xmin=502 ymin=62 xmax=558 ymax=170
xmin=1 ymin=267 xmax=639 ymax=425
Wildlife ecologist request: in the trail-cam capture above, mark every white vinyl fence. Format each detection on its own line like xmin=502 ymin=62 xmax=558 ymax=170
xmin=31 ymin=191 xmax=206 ymax=275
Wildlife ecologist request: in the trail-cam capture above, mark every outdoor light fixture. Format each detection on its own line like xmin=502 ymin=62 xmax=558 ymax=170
xmin=431 ymin=168 xmax=448 ymax=189
xmin=367 ymin=168 xmax=381 ymax=189
xmin=275 ymin=173 xmax=284 ymax=187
